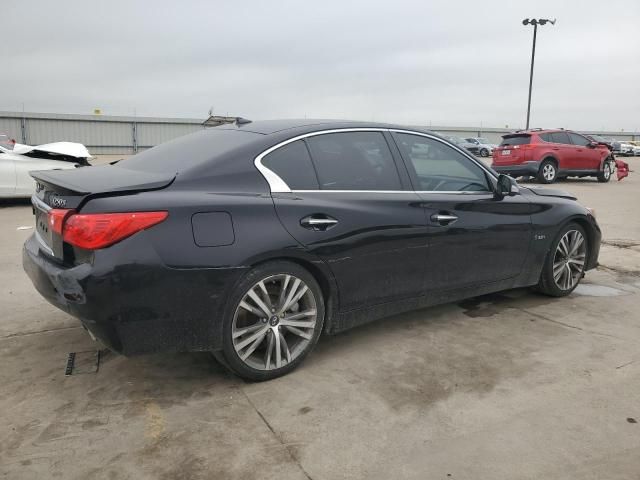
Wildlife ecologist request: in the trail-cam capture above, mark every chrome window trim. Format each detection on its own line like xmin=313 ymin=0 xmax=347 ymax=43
xmin=254 ymin=127 xmax=497 ymax=194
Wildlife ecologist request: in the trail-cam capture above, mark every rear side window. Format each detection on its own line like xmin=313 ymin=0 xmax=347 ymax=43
xmin=568 ymin=133 xmax=590 ymax=146
xmin=539 ymin=133 xmax=551 ymax=142
xmin=306 ymin=132 xmax=401 ymax=190
xmin=262 ymin=140 xmax=319 ymax=189
xmin=500 ymin=135 xmax=530 ymax=146
xmin=550 ymin=132 xmax=571 ymax=144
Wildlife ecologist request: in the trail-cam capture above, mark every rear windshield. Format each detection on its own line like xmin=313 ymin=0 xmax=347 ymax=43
xmin=500 ymin=135 xmax=530 ymax=146
xmin=118 ymin=128 xmax=262 ymax=173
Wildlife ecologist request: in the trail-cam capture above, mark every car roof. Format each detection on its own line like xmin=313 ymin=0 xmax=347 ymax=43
xmin=215 ymin=119 xmax=429 ymax=136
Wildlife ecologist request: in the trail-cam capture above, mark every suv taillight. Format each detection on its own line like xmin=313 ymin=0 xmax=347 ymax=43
xmin=61 ymin=211 xmax=168 ymax=250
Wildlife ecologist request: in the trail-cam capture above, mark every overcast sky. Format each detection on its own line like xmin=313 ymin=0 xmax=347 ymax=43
xmin=3 ymin=0 xmax=639 ymax=131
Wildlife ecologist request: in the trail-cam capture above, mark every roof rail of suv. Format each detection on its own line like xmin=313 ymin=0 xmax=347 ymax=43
xmin=515 ymin=127 xmax=543 ymax=133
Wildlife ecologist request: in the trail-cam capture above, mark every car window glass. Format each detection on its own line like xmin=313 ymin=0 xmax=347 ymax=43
xmin=305 ymin=132 xmax=401 ymax=190
xmin=539 ymin=133 xmax=552 ymax=142
xmin=395 ymin=133 xmax=490 ymax=192
xmin=568 ymin=133 xmax=590 ymax=146
xmin=262 ymin=140 xmax=319 ymax=190
xmin=550 ymin=132 xmax=571 ymax=144
xmin=500 ymin=135 xmax=530 ymax=146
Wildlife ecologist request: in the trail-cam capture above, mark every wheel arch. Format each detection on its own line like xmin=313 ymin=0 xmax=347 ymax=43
xmin=540 ymin=155 xmax=559 ymax=168
xmin=246 ymin=255 xmax=340 ymax=334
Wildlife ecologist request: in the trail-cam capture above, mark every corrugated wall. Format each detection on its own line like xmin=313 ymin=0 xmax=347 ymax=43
xmin=1 ymin=112 xmax=637 ymax=156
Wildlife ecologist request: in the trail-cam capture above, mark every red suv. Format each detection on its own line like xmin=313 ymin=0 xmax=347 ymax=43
xmin=492 ymin=129 xmax=614 ymax=183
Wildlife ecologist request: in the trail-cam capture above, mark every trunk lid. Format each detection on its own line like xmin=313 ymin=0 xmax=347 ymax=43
xmin=30 ymin=165 xmax=174 ymax=260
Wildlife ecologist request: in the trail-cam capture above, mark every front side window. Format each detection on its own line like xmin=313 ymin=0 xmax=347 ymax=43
xmin=568 ymin=132 xmax=590 ymax=146
xmin=305 ymin=132 xmax=401 ymax=190
xmin=395 ymin=133 xmax=490 ymax=192
xmin=262 ymin=140 xmax=319 ymax=190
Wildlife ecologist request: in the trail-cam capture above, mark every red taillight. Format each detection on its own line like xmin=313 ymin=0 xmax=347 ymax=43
xmin=48 ymin=209 xmax=74 ymax=235
xmin=62 ymin=211 xmax=168 ymax=250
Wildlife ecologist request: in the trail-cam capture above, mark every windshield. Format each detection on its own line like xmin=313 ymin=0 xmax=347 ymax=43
xmin=478 ymin=138 xmax=490 ymax=144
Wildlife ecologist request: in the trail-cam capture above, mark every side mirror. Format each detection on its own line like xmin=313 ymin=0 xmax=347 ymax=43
xmin=495 ymin=174 xmax=518 ymax=198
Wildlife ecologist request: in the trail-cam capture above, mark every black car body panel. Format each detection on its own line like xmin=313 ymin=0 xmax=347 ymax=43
xmin=23 ymin=120 xmax=602 ymax=355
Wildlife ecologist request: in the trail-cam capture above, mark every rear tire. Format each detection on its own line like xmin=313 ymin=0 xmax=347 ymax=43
xmin=597 ymin=160 xmax=612 ymax=183
xmin=536 ymin=222 xmax=588 ymax=297
xmin=215 ymin=261 xmax=325 ymax=381
xmin=537 ymin=159 xmax=558 ymax=184
xmin=480 ymin=148 xmax=489 ymax=157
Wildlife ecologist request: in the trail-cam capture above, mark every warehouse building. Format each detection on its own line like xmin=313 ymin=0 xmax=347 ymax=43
xmin=0 ymin=111 xmax=637 ymax=157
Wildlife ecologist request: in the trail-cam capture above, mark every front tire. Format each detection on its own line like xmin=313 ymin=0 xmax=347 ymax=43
xmin=537 ymin=159 xmax=558 ymax=184
xmin=597 ymin=160 xmax=612 ymax=183
xmin=536 ymin=222 xmax=588 ymax=297
xmin=216 ymin=261 xmax=325 ymax=381
xmin=480 ymin=148 xmax=489 ymax=157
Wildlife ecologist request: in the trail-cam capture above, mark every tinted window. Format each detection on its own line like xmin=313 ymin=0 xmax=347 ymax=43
xmin=539 ymin=133 xmax=552 ymax=142
xmin=262 ymin=140 xmax=319 ymax=189
xmin=306 ymin=132 xmax=401 ymax=190
xmin=120 ymin=128 xmax=261 ymax=173
xmin=550 ymin=132 xmax=571 ymax=144
xmin=395 ymin=133 xmax=490 ymax=192
xmin=500 ymin=135 xmax=530 ymax=146
xmin=568 ymin=133 xmax=590 ymax=146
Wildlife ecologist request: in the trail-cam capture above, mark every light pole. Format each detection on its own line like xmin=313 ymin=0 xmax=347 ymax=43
xmin=522 ymin=18 xmax=556 ymax=130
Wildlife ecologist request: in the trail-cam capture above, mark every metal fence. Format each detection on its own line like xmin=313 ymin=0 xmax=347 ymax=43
xmin=0 ymin=111 xmax=637 ymax=156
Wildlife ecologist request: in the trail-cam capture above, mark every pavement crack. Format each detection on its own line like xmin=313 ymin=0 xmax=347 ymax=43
xmin=240 ymin=388 xmax=313 ymax=480
xmin=1 ymin=325 xmax=82 ymax=340
xmin=518 ymin=308 xmax=624 ymax=341
xmin=616 ymin=360 xmax=636 ymax=370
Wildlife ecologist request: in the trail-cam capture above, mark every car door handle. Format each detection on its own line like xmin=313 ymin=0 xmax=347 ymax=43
xmin=430 ymin=213 xmax=458 ymax=225
xmin=300 ymin=214 xmax=339 ymax=231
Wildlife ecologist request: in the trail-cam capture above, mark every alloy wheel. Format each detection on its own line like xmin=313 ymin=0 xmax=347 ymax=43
xmin=552 ymin=230 xmax=586 ymax=291
xmin=542 ymin=163 xmax=556 ymax=181
xmin=232 ymin=274 xmax=318 ymax=371
xmin=603 ymin=162 xmax=611 ymax=180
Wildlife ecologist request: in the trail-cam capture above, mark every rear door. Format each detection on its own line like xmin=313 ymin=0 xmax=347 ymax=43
xmin=0 ymin=153 xmax=16 ymax=196
xmin=392 ymin=132 xmax=532 ymax=291
xmin=549 ymin=131 xmax=574 ymax=170
xmin=568 ymin=132 xmax=601 ymax=170
xmin=264 ymin=131 xmax=428 ymax=311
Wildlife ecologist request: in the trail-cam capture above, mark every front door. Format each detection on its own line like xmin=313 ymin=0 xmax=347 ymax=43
xmin=262 ymin=131 xmax=428 ymax=311
xmin=391 ymin=132 xmax=532 ymax=291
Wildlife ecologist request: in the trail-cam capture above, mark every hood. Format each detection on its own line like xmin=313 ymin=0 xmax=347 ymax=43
xmin=523 ymin=185 xmax=577 ymax=200
xmin=12 ymin=141 xmax=91 ymax=159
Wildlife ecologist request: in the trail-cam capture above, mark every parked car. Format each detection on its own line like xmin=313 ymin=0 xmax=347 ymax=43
xmin=492 ymin=129 xmax=615 ymax=183
xmin=0 ymin=138 xmax=91 ymax=198
xmin=464 ymin=137 xmax=497 ymax=157
xmin=627 ymin=141 xmax=640 ymax=156
xmin=436 ymin=134 xmax=478 ymax=154
xmin=23 ymin=120 xmax=601 ymax=381
xmin=616 ymin=140 xmax=635 ymax=156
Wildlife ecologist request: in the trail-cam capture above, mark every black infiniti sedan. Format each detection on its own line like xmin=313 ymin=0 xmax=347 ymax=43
xmin=23 ymin=120 xmax=600 ymax=381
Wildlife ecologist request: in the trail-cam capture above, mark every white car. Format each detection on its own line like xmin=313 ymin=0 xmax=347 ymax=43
xmin=0 ymin=136 xmax=91 ymax=198
xmin=464 ymin=137 xmax=497 ymax=157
